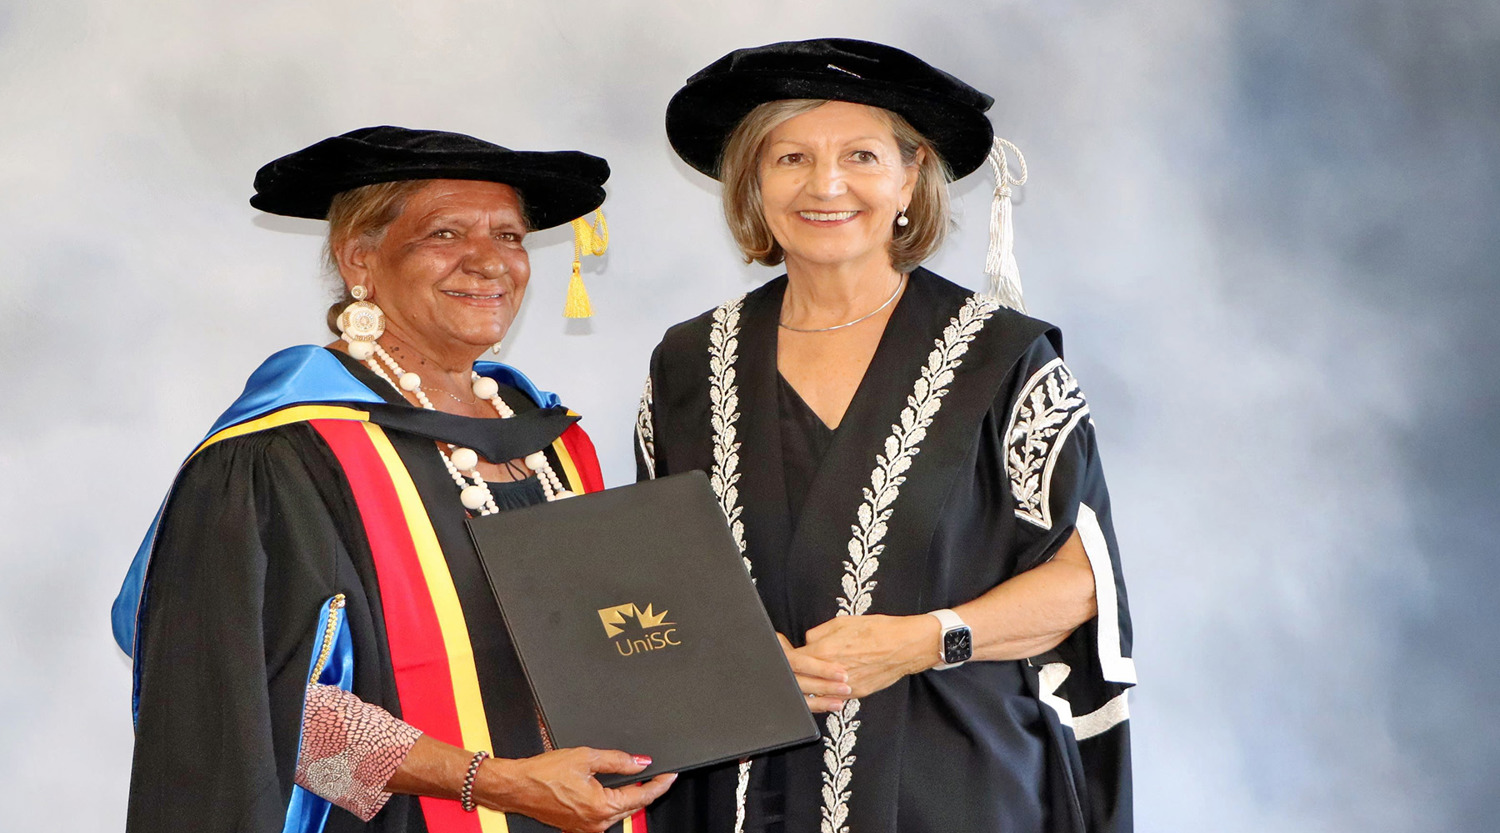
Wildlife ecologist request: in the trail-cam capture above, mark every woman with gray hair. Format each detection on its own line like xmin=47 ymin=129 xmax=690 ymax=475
xmin=115 ymin=126 xmax=672 ymax=833
xmin=637 ymin=40 xmax=1135 ymax=832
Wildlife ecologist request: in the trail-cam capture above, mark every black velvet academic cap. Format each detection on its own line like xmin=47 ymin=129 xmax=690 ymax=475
xmin=666 ymin=38 xmax=996 ymax=180
xmin=250 ymin=126 xmax=609 ymax=230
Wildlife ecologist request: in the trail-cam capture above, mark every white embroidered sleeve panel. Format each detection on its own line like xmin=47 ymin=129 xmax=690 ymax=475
xmin=1005 ymin=356 xmax=1091 ymax=532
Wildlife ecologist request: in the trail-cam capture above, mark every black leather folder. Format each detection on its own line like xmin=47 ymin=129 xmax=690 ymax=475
xmin=467 ymin=471 xmax=819 ymax=786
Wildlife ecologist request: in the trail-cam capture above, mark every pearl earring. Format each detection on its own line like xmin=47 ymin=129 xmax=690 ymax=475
xmin=895 ymin=208 xmax=910 ymax=228
xmin=337 ymin=284 xmax=385 ymax=360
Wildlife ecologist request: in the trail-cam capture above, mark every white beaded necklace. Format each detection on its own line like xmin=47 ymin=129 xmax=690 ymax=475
xmin=347 ymin=337 xmax=573 ymax=515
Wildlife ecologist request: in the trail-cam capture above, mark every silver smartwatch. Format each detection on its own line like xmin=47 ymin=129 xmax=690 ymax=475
xmin=929 ymin=608 xmax=972 ymax=670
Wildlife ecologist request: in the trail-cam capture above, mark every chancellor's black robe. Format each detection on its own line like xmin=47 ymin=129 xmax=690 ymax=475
xmin=636 ymin=269 xmax=1135 ymax=833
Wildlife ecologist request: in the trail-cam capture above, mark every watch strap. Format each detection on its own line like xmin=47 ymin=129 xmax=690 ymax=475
xmin=929 ymin=608 xmax=971 ymax=670
xmin=930 ymin=608 xmax=966 ymax=632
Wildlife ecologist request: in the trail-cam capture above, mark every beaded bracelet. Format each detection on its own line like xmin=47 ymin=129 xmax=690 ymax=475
xmin=460 ymin=750 xmax=491 ymax=812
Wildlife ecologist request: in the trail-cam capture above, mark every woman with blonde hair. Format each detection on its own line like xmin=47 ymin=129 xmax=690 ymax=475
xmin=638 ymin=40 xmax=1135 ymax=832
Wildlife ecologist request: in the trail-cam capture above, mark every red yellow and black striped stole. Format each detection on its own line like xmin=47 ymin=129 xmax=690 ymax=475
xmin=310 ymin=416 xmax=639 ymax=833
xmin=194 ymin=406 xmax=637 ymax=832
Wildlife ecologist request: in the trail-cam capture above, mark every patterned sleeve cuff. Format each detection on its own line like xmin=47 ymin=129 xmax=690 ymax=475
xmin=296 ymin=683 xmax=423 ymax=821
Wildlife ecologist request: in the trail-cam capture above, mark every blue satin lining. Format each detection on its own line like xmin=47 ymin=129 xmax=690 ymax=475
xmin=113 ymin=345 xmax=555 ymax=723
xmin=281 ymin=595 xmax=355 ymax=833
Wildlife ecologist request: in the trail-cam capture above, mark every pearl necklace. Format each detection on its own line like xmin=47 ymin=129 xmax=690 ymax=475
xmin=348 ymin=338 xmax=573 ymax=514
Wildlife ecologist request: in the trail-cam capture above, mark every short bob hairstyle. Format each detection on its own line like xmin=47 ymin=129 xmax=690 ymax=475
xmin=718 ymin=99 xmax=952 ymax=274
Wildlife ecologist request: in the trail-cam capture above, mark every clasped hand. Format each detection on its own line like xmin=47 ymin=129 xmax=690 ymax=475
xmin=778 ymin=614 xmax=939 ymax=713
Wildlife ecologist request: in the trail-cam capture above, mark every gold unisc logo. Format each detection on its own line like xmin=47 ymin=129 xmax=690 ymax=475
xmin=597 ymin=603 xmax=681 ymax=657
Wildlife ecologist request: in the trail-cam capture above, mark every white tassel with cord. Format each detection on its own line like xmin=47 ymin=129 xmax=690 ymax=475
xmin=984 ymin=137 xmax=1029 ymax=312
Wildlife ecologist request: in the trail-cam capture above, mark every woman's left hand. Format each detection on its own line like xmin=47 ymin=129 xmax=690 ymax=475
xmin=778 ymin=633 xmax=851 ymax=714
xmin=800 ymin=614 xmax=939 ymax=700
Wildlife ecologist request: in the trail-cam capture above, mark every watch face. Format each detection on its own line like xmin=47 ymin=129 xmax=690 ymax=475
xmin=943 ymin=627 xmax=973 ymax=664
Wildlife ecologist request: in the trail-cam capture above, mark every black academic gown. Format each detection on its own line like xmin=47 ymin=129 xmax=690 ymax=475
xmin=636 ymin=269 xmax=1135 ymax=833
xmin=127 ymin=354 xmax=591 ymax=833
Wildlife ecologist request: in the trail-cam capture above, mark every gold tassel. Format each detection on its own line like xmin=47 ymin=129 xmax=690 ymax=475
xmin=564 ymin=261 xmax=593 ymax=318
xmin=565 ymin=210 xmax=609 ymax=318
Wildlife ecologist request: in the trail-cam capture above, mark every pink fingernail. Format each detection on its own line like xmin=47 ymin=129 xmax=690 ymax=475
xmin=632 ymin=755 xmax=653 ymax=766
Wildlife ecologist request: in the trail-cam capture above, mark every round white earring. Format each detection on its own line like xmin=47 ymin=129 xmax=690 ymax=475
xmin=337 ymin=285 xmax=385 ymax=359
xmin=895 ymin=208 xmax=910 ymax=227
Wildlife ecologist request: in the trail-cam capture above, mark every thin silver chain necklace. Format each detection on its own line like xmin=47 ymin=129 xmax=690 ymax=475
xmin=778 ymin=274 xmax=907 ymax=333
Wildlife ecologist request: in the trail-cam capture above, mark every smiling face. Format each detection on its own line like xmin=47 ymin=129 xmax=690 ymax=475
xmin=758 ymin=101 xmax=921 ymax=274
xmin=337 ymin=179 xmax=531 ymax=362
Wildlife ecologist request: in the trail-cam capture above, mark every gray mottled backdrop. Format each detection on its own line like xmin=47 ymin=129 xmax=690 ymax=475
xmin=1 ymin=0 xmax=1495 ymax=830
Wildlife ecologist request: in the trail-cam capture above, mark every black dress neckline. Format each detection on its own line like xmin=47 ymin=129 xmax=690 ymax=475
xmin=777 ymin=372 xmax=836 ymax=532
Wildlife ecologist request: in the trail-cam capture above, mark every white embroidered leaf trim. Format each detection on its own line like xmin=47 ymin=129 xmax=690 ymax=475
xmin=705 ymin=295 xmax=755 ymax=833
xmin=819 ymin=698 xmax=861 ymax=833
xmin=820 ymin=295 xmax=999 ymax=833
xmin=1004 ymin=357 xmax=1089 ymax=530
xmin=833 ymin=296 xmax=998 ymax=619
xmin=707 ymin=295 xmax=749 ymax=571
xmin=734 ymin=758 xmax=752 ymax=833
xmin=635 ymin=375 xmax=656 ymax=480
